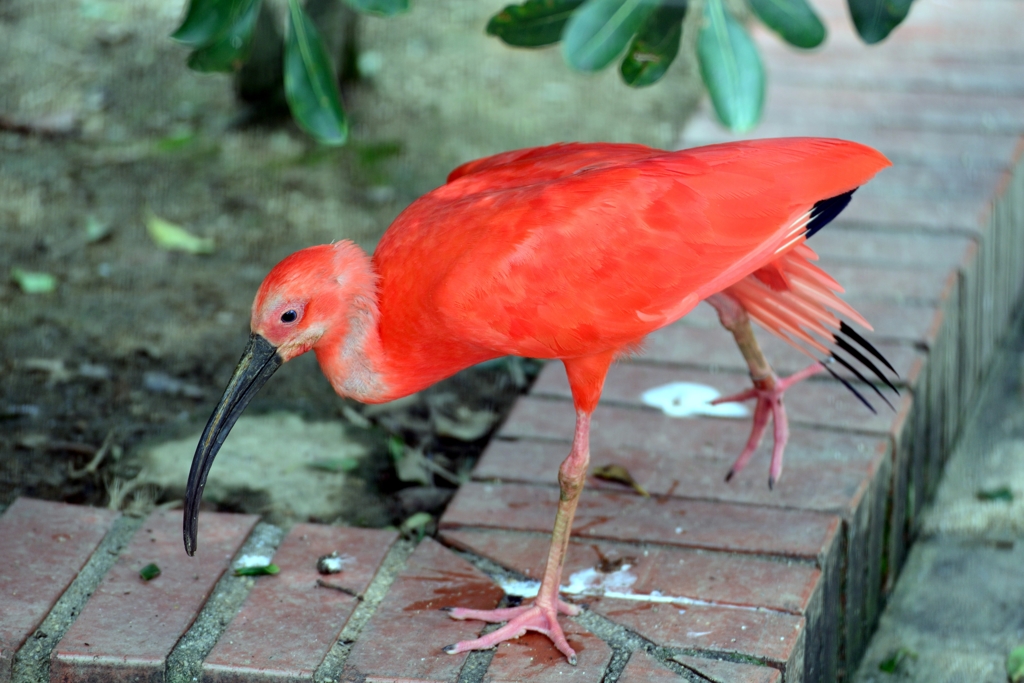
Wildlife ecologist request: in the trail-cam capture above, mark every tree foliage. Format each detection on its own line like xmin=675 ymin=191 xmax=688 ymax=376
xmin=172 ymin=0 xmax=915 ymax=141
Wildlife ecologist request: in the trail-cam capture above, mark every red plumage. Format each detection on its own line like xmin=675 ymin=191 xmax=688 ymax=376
xmin=188 ymin=138 xmax=893 ymax=665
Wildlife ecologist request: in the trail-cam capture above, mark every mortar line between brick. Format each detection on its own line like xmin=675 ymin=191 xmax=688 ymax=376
xmin=462 ymin=475 xmax=869 ymax=524
xmin=313 ymin=538 xmax=416 ymax=683
xmin=446 ymin=544 xmax=806 ymax=623
xmin=165 ymin=522 xmax=286 ymax=683
xmin=12 ymin=512 xmax=145 ymax=683
xmin=447 ymin=522 xmax=830 ymax=571
xmin=514 ymin=393 xmax=912 ymax=439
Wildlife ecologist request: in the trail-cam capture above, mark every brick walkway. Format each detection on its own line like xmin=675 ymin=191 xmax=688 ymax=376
xmin=2 ymin=1 xmax=1023 ymax=681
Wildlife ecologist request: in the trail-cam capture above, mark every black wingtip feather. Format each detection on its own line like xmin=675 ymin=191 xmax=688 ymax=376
xmin=834 ymin=336 xmax=900 ymax=396
xmin=831 ymin=352 xmax=894 ymax=411
xmin=821 ymin=360 xmax=877 ymax=414
xmin=840 ymin=321 xmax=898 ymax=376
xmin=806 ymin=190 xmax=856 ymax=239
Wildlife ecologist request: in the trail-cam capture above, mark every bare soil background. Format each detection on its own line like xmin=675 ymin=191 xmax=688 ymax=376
xmin=0 ymin=0 xmax=701 ymax=528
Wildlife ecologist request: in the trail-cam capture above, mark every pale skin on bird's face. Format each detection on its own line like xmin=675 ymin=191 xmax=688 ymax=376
xmin=251 ymin=300 xmax=322 ymax=361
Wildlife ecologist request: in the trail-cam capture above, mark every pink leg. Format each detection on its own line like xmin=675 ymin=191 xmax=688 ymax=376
xmin=706 ymin=294 xmax=824 ymax=487
xmin=443 ymin=411 xmax=593 ymax=664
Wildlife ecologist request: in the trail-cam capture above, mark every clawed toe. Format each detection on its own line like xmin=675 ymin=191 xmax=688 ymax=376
xmin=441 ymin=600 xmax=579 ymax=664
xmin=716 ymin=364 xmax=824 ymax=485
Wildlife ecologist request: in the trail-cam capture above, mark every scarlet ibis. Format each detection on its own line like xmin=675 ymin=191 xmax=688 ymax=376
xmin=184 ymin=138 xmax=895 ymax=664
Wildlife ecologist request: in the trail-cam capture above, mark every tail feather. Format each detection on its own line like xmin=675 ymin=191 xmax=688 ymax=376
xmin=724 ymin=244 xmax=898 ymax=411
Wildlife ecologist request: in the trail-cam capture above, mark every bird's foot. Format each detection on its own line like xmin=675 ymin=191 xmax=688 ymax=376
xmin=711 ymin=362 xmax=825 ymax=487
xmin=442 ymin=598 xmax=581 ymax=664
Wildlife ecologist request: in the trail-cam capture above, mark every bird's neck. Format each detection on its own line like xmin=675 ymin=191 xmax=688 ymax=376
xmin=312 ymin=244 xmax=399 ymax=404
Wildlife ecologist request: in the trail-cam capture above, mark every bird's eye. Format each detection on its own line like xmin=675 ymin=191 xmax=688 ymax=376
xmin=280 ymin=310 xmax=297 ymax=323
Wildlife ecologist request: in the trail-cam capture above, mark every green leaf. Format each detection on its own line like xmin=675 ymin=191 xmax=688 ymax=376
xmin=562 ymin=0 xmax=657 ymax=72
xmin=847 ymin=0 xmax=913 ymax=44
xmin=976 ymin=486 xmax=1014 ymax=502
xmin=593 ymin=463 xmax=650 ymax=496
xmin=234 ymin=563 xmax=280 ymax=576
xmin=878 ymin=646 xmax=916 ymax=673
xmin=11 ymin=268 xmax=57 ymax=294
xmin=1008 ymin=645 xmax=1024 ymax=683
xmin=139 ymin=563 xmax=161 ymax=581
xmin=284 ymin=0 xmax=348 ymax=146
xmin=748 ymin=0 xmax=825 ymax=49
xmin=145 ymin=211 xmax=215 ymax=254
xmin=399 ymin=511 xmax=433 ymax=540
xmin=486 ymin=0 xmax=585 ymax=47
xmin=697 ymin=0 xmax=765 ymax=132
xmin=85 ymin=215 xmax=112 ymax=243
xmin=342 ymin=0 xmax=409 ymax=16
xmin=186 ymin=0 xmax=261 ymax=72
xmin=620 ymin=2 xmax=685 ymax=87
xmin=172 ymin=0 xmax=256 ymax=48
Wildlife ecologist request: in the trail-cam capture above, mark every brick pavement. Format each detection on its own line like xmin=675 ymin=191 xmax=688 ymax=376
xmin=1 ymin=0 xmax=1022 ymax=681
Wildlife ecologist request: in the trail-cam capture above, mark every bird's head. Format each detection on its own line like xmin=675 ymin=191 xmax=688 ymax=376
xmin=183 ymin=242 xmax=375 ymax=556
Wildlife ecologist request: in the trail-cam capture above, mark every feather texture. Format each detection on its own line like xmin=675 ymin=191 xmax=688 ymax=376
xmin=371 ymin=138 xmax=890 ymax=398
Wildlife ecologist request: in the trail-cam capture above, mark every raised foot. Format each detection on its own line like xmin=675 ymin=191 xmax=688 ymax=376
xmin=711 ymin=362 xmax=825 ymax=487
xmin=442 ymin=598 xmax=581 ymax=664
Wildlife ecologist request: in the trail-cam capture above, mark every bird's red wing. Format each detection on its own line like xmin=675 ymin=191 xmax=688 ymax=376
xmin=727 ymin=244 xmax=870 ymax=358
xmin=445 ymin=142 xmax=658 ymax=187
xmin=374 ymin=138 xmax=890 ymax=366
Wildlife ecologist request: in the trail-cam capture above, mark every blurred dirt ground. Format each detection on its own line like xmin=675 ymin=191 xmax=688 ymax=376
xmin=0 ymin=0 xmax=701 ymax=526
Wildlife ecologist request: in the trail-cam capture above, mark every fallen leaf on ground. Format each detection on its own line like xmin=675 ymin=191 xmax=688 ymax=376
xmin=145 ymin=211 xmax=214 ymax=254
xmin=139 ymin=563 xmax=161 ymax=581
xmin=976 ymin=486 xmax=1014 ymax=502
xmin=433 ymin=404 xmax=498 ymax=441
xmin=234 ymin=563 xmax=280 ymax=576
xmin=878 ymin=646 xmax=916 ymax=673
xmin=390 ymin=437 xmax=432 ymax=486
xmin=1008 ymin=645 xmax=1024 ymax=683
xmin=593 ymin=464 xmax=649 ymax=497
xmin=400 ymin=511 xmax=433 ymax=540
xmin=85 ymin=215 xmax=112 ymax=243
xmin=11 ymin=268 xmax=57 ymax=294
xmin=21 ymin=359 xmax=74 ymax=383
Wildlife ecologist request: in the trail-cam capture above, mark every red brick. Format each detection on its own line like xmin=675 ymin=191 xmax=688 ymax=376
xmin=51 ymin=509 xmax=258 ymax=683
xmin=673 ymin=654 xmax=781 ymax=683
xmin=340 ymin=538 xmax=504 ymax=682
xmin=762 ymin=52 xmax=1024 ymax=97
xmin=839 ymin=301 xmax=941 ymax=346
xmin=203 ymin=525 xmax=398 ymax=683
xmin=821 ymin=263 xmax=962 ymax=305
xmin=0 ymin=499 xmax=118 ymax=683
xmin=867 ymin=164 xmax=1000 ymax=200
xmin=838 ymin=194 xmax=989 ymax=234
xmin=604 ymin=600 xmax=804 ymax=669
xmin=761 ymin=85 xmax=1024 ymax=136
xmin=811 ymin=232 xmax=976 ymax=271
xmin=683 ymin=119 xmax=1022 ymax=172
xmin=441 ymin=482 xmax=840 ymax=562
xmin=617 ymin=651 xmax=688 ymax=682
xmin=531 ymin=363 xmax=906 ymax=437
xmin=640 ymin=321 xmax=924 ymax=386
xmin=475 ymin=429 xmax=887 ymax=514
xmin=441 ymin=529 xmax=821 ymax=615
xmin=483 ymin=620 xmax=611 ymax=683
xmin=440 ymin=529 xmax=813 ymax=675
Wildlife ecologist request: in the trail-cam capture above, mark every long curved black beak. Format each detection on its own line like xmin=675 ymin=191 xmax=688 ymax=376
xmin=184 ymin=333 xmax=282 ymax=556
